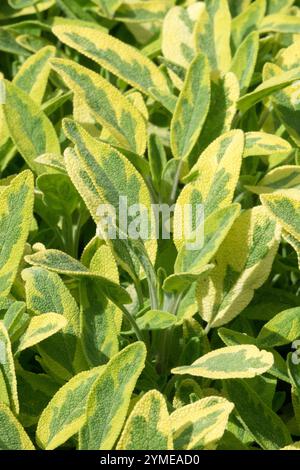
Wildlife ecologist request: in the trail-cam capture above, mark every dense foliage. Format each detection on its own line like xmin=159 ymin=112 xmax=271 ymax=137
xmin=1 ymin=0 xmax=300 ymax=451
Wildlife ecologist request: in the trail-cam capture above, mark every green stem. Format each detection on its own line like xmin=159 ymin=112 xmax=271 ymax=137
xmin=170 ymin=159 xmax=183 ymax=204
xmin=120 ymin=305 xmax=147 ymax=346
xmin=62 ymin=213 xmax=74 ymax=257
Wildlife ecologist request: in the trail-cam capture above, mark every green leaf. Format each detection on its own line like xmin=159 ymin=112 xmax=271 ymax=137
xmin=231 ymin=0 xmax=266 ymax=50
xmin=16 ymin=313 xmax=67 ymax=353
xmin=188 ymin=72 xmax=240 ymax=162
xmin=0 ymin=322 xmax=19 ymax=414
xmin=257 ymin=307 xmax=300 ymax=348
xmin=36 ymin=365 xmax=105 ymax=450
xmin=230 ymin=31 xmax=259 ymax=94
xmin=14 ymin=45 xmax=56 ymax=105
xmin=261 ymin=189 xmax=300 ymax=242
xmin=0 ymin=171 xmax=34 ymax=298
xmin=0 ymin=404 xmax=34 ymax=450
xmin=52 ymin=23 xmax=175 ymax=111
xmin=237 ymin=66 xmax=300 ymax=113
xmin=170 ymin=53 xmax=210 ymax=160
xmin=195 ymin=0 xmax=231 ymax=74
xmin=136 ymin=310 xmax=176 ymax=330
xmin=79 ymin=342 xmax=146 ymax=450
xmin=197 ymin=206 xmax=281 ymax=328
xmin=225 ymin=379 xmax=292 ymax=449
xmin=62 ymin=119 xmax=157 ymax=275
xmin=22 ymin=266 xmax=87 ymax=381
xmin=264 ymin=63 xmax=300 ymax=146
xmin=2 ymin=80 xmax=60 ymax=174
xmin=51 ymin=58 xmax=147 ymax=155
xmin=37 ymin=173 xmax=79 ymax=215
xmin=176 ymin=130 xmax=244 ymax=248
xmin=24 ymin=248 xmax=131 ymax=306
xmin=260 ymin=14 xmax=300 ymax=34
xmin=16 ymin=367 xmax=60 ymax=428
xmin=171 ymin=396 xmax=234 ymax=450
xmin=162 ymin=4 xmax=204 ymax=82
xmin=174 ymin=204 xmax=241 ymax=276
xmin=114 ymin=1 xmax=174 ymax=23
xmin=117 ymin=390 xmax=173 ymax=450
xmin=172 ymin=345 xmax=273 ymax=379
xmin=244 ymin=132 xmax=292 ymax=158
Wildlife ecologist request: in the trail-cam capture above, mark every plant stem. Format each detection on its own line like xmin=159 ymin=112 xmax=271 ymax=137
xmin=120 ymin=304 xmax=147 ymax=346
xmin=170 ymin=159 xmax=183 ymax=204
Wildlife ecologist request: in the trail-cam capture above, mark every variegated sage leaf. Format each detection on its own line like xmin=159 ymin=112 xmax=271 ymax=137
xmin=2 ymin=80 xmax=60 ymax=174
xmin=117 ymin=390 xmax=173 ymax=450
xmin=172 ymin=345 xmax=273 ymax=379
xmin=231 ymin=0 xmax=266 ymax=50
xmin=197 ymin=206 xmax=281 ymax=328
xmin=170 ymin=53 xmax=210 ymax=161
xmin=261 ymin=189 xmax=300 ymax=242
xmin=79 ymin=342 xmax=146 ymax=450
xmin=225 ymin=379 xmax=292 ymax=449
xmin=0 ymin=403 xmax=34 ymax=450
xmin=16 ymin=313 xmax=67 ymax=354
xmin=22 ymin=266 xmax=87 ymax=381
xmin=171 ymin=396 xmax=234 ymax=450
xmin=195 ymin=0 xmax=231 ymax=74
xmin=52 ymin=24 xmax=176 ymax=111
xmin=36 ymin=365 xmax=105 ymax=450
xmin=24 ymin=249 xmax=131 ymax=306
xmin=0 ymin=322 xmax=19 ymax=414
xmin=257 ymin=307 xmax=300 ymax=348
xmin=51 ymin=58 xmax=147 ymax=155
xmin=0 ymin=170 xmax=34 ymax=298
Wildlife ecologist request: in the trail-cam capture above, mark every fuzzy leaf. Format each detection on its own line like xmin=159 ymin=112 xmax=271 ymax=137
xmin=52 ymin=24 xmax=175 ymax=111
xmin=195 ymin=0 xmax=231 ymax=74
xmin=172 ymin=345 xmax=273 ymax=379
xmin=0 ymin=404 xmax=34 ymax=450
xmin=225 ymin=379 xmax=292 ymax=449
xmin=171 ymin=396 xmax=234 ymax=450
xmin=117 ymin=390 xmax=173 ymax=450
xmin=197 ymin=206 xmax=281 ymax=328
xmin=0 ymin=171 xmax=34 ymax=298
xmin=51 ymin=58 xmax=147 ymax=155
xmin=170 ymin=53 xmax=210 ymax=160
xmin=79 ymin=342 xmax=146 ymax=450
xmin=36 ymin=365 xmax=105 ymax=450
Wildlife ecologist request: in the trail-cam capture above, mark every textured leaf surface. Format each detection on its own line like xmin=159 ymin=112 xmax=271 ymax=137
xmin=16 ymin=313 xmax=67 ymax=353
xmin=0 ymin=322 xmax=19 ymax=414
xmin=2 ymin=80 xmax=60 ymax=173
xmin=172 ymin=345 xmax=273 ymax=379
xmin=195 ymin=0 xmax=231 ymax=74
xmin=171 ymin=396 xmax=234 ymax=450
xmin=79 ymin=342 xmax=146 ymax=450
xmin=22 ymin=266 xmax=86 ymax=380
xmin=244 ymin=132 xmax=292 ymax=158
xmin=36 ymin=366 xmax=105 ymax=450
xmin=197 ymin=207 xmax=281 ymax=328
xmin=225 ymin=379 xmax=292 ymax=449
xmin=0 ymin=171 xmax=34 ymax=298
xmin=0 ymin=404 xmax=34 ymax=450
xmin=261 ymin=190 xmax=300 ymax=242
xmin=51 ymin=58 xmax=146 ymax=155
xmin=117 ymin=390 xmax=173 ymax=450
xmin=170 ymin=53 xmax=210 ymax=160
xmin=257 ymin=307 xmax=300 ymax=348
xmin=52 ymin=24 xmax=175 ymax=110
